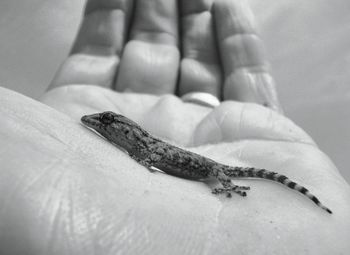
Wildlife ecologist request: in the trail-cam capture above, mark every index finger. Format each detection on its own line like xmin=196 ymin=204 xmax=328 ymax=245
xmin=49 ymin=0 xmax=134 ymax=90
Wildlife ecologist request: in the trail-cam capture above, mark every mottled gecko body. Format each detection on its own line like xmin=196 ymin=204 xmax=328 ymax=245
xmin=81 ymin=111 xmax=332 ymax=214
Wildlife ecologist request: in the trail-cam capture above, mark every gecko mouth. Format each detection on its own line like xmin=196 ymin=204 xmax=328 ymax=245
xmin=81 ymin=113 xmax=110 ymax=140
xmin=81 ymin=113 xmax=101 ymax=129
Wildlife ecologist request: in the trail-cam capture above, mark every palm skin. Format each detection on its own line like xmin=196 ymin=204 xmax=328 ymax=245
xmin=0 ymin=0 xmax=350 ymax=254
xmin=0 ymin=86 xmax=347 ymax=254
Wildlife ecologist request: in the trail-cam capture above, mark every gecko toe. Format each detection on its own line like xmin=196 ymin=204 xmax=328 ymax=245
xmin=236 ymin=185 xmax=250 ymax=191
xmin=236 ymin=191 xmax=247 ymax=197
xmin=212 ymin=187 xmax=249 ymax=198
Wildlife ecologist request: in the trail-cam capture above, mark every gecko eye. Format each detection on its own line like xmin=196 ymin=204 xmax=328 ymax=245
xmin=100 ymin=112 xmax=115 ymax=124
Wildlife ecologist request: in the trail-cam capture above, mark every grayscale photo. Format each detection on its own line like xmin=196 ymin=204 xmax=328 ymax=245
xmin=0 ymin=0 xmax=349 ymax=254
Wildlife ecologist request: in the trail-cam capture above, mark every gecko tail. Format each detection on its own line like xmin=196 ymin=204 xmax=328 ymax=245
xmin=224 ymin=167 xmax=332 ymax=214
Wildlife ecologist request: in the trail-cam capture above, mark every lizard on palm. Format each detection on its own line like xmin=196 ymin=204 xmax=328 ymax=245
xmin=81 ymin=111 xmax=332 ymax=214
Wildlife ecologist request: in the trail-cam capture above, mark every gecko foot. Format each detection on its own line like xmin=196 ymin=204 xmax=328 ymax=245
xmin=212 ymin=185 xmax=250 ymax=198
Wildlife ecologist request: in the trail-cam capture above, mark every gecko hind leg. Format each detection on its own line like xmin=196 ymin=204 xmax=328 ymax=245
xmin=212 ymin=186 xmax=250 ymax=197
xmin=213 ymin=171 xmax=250 ymax=197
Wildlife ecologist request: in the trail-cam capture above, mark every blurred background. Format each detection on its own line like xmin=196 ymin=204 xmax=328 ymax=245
xmin=0 ymin=0 xmax=349 ymax=183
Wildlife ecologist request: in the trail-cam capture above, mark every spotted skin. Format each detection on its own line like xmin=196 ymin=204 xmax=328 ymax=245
xmin=81 ymin=111 xmax=332 ymax=214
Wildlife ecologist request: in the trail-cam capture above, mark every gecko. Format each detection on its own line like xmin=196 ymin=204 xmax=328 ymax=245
xmin=81 ymin=111 xmax=332 ymax=214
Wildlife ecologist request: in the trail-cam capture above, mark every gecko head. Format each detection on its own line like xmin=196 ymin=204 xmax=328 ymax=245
xmin=82 ymin=111 xmax=115 ymax=128
xmin=81 ymin=111 xmax=128 ymax=130
xmin=81 ymin=111 xmax=142 ymax=145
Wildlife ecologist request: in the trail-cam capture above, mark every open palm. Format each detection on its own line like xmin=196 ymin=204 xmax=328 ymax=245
xmin=0 ymin=86 xmax=339 ymax=254
xmin=0 ymin=0 xmax=349 ymax=254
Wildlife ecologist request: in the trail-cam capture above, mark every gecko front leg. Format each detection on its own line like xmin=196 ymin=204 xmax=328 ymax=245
xmin=211 ymin=167 xmax=250 ymax=197
xmin=130 ymin=153 xmax=160 ymax=173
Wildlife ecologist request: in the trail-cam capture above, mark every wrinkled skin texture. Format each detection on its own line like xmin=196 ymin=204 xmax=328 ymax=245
xmin=1 ymin=0 xmax=350 ymax=254
xmin=0 ymin=86 xmax=349 ymax=255
xmin=49 ymin=0 xmax=282 ymax=111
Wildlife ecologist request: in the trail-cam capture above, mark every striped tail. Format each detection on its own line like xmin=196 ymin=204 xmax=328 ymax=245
xmin=223 ymin=166 xmax=332 ymax=214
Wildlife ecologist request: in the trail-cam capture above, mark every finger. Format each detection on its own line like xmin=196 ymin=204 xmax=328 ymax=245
xmin=49 ymin=0 xmax=134 ymax=90
xmin=115 ymin=0 xmax=180 ymax=94
xmin=178 ymin=0 xmax=222 ymax=98
xmin=213 ymin=0 xmax=282 ymax=112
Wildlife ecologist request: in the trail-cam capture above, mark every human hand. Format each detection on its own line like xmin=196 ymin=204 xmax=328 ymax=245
xmin=48 ymin=0 xmax=281 ymax=111
xmin=1 ymin=86 xmax=349 ymax=254
xmin=0 ymin=0 xmax=349 ymax=254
